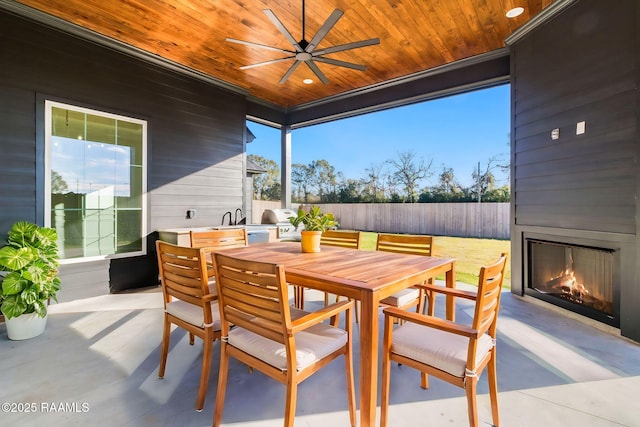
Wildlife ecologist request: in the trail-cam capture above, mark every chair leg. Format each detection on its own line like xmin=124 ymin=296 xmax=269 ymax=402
xmin=380 ymin=314 xmax=393 ymax=427
xmin=294 ymin=285 xmax=305 ymax=310
xmin=420 ymin=372 xmax=429 ymax=389
xmin=213 ymin=342 xmax=230 ymax=427
xmin=345 ymin=315 xmax=356 ymax=427
xmin=465 ymin=376 xmax=479 ymax=427
xmin=189 ymin=332 xmax=195 ymax=345
xmin=195 ymin=330 xmax=214 ymax=411
xmin=158 ymin=316 xmax=171 ymax=378
xmin=284 ymin=377 xmax=298 ymax=427
xmin=488 ymin=352 xmax=500 ymax=426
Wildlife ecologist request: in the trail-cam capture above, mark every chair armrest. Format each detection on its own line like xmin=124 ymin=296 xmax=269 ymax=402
xmin=290 ymin=300 xmax=354 ymax=333
xmin=419 ymin=284 xmax=478 ymax=301
xmin=383 ymin=306 xmax=479 ymax=338
xmin=202 ymin=293 xmax=218 ymax=303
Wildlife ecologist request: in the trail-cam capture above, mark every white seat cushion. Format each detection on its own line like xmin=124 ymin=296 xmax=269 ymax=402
xmin=228 ymin=312 xmax=347 ymax=371
xmin=165 ymin=300 xmax=221 ymax=330
xmin=207 ymin=281 xmax=217 ymax=296
xmin=380 ymin=287 xmax=420 ymax=307
xmin=391 ymin=322 xmax=494 ymax=378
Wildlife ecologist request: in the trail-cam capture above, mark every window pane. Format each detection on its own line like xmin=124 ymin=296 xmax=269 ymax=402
xmin=47 ymin=101 xmax=146 ymax=260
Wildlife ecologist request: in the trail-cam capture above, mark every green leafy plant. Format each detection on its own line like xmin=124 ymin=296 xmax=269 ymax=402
xmin=0 ymin=221 xmax=61 ymax=319
xmin=288 ymin=206 xmax=338 ymax=232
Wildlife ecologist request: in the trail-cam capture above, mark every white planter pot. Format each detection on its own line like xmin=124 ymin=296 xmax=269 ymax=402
xmin=4 ymin=312 xmax=48 ymax=340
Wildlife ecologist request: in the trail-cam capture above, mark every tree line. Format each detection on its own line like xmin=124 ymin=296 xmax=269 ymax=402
xmin=248 ymin=150 xmax=510 ymax=204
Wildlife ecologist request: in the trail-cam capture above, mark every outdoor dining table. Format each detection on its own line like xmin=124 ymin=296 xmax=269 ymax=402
xmin=217 ymin=241 xmax=456 ymax=427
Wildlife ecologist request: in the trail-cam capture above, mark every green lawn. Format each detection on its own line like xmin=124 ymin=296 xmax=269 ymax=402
xmin=359 ymin=232 xmax=511 ymax=288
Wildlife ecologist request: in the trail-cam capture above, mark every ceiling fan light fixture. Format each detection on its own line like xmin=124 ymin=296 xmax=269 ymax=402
xmin=226 ymin=0 xmax=379 ymax=84
xmin=506 ymin=7 xmax=524 ymax=18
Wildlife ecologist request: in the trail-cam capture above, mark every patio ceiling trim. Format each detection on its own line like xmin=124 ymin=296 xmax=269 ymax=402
xmin=505 ymin=0 xmax=579 ymax=46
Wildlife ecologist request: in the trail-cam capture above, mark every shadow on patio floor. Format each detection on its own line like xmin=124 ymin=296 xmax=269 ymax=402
xmin=0 ymin=283 xmax=638 ymax=427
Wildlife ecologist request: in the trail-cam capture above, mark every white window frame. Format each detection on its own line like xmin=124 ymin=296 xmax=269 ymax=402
xmin=44 ymin=100 xmax=148 ymax=264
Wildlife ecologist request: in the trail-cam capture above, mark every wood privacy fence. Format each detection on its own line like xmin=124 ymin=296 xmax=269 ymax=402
xmin=252 ymin=201 xmax=510 ymax=239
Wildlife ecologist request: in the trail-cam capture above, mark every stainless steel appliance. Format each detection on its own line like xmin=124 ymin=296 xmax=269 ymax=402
xmin=261 ymin=208 xmax=302 ymax=240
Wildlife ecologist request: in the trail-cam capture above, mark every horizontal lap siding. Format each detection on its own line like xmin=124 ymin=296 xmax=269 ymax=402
xmin=512 ymin=0 xmax=636 ymax=234
xmin=0 ymin=12 xmax=248 ymax=290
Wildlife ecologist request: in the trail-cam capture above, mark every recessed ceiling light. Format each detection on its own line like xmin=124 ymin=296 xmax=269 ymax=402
xmin=303 ymin=79 xmax=313 ymax=84
xmin=506 ymin=7 xmax=524 ymax=18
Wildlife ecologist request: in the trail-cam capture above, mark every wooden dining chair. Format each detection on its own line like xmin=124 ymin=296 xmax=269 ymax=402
xmin=317 ymin=230 xmax=363 ymax=321
xmin=380 ymin=253 xmax=508 ymax=427
xmin=320 ymin=229 xmax=363 ymax=249
xmin=211 ymin=252 xmax=357 ymax=427
xmin=377 ymin=233 xmax=434 ymax=314
xmin=189 ymin=227 xmax=249 ymax=296
xmin=189 ymin=227 xmax=249 ymax=250
xmin=155 ymin=240 xmax=221 ymax=411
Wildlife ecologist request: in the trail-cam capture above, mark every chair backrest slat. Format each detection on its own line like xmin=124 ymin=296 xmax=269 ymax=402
xmin=190 ymin=228 xmax=249 ymax=249
xmin=156 ymin=240 xmax=211 ymax=306
xmin=472 ymin=253 xmax=507 ymax=337
xmin=321 ymin=230 xmax=362 ymax=249
xmin=376 ymin=233 xmax=433 ymax=256
xmin=213 ymin=253 xmax=291 ymax=345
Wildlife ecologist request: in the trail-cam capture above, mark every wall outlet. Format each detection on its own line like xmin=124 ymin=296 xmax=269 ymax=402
xmin=551 ymin=128 xmax=560 ymax=140
xmin=576 ymin=121 xmax=586 ymax=135
xmin=186 ymin=209 xmax=196 ymax=219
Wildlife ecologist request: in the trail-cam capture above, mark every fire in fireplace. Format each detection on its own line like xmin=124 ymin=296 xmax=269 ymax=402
xmin=526 ymin=239 xmax=617 ymax=326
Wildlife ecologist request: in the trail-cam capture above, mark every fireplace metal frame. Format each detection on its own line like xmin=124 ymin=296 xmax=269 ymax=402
xmin=523 ymin=233 xmax=621 ymax=328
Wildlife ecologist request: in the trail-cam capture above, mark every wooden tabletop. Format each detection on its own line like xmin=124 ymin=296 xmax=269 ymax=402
xmin=216 ymin=241 xmax=456 ymax=427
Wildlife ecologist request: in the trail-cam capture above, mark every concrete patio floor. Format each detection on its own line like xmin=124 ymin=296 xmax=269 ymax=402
xmin=1 ymin=282 xmax=639 ymax=427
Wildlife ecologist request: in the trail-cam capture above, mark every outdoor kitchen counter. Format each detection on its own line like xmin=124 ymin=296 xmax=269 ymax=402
xmin=158 ymin=225 xmax=278 ymax=245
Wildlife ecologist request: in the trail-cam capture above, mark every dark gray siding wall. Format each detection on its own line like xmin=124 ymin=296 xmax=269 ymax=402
xmin=510 ymin=0 xmax=640 ymax=340
xmin=512 ymin=0 xmax=636 ymax=233
xmin=0 ymin=12 xmax=247 ymax=291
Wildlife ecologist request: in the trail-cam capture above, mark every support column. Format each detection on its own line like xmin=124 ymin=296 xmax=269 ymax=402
xmin=280 ymin=125 xmax=292 ymax=208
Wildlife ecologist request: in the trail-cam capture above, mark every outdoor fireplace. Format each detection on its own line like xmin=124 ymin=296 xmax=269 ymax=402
xmin=525 ymin=239 xmax=619 ymax=327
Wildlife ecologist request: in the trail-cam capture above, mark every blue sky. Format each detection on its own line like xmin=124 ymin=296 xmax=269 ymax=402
xmin=247 ymin=84 xmax=510 ymax=188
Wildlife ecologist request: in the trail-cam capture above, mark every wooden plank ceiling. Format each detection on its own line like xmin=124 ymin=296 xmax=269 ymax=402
xmin=16 ymin=0 xmax=554 ymax=108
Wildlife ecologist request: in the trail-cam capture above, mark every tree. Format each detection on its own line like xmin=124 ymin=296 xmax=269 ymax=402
xmin=436 ymin=166 xmax=462 ymax=193
xmin=362 ymin=162 xmax=387 ymax=202
xmin=472 ymin=156 xmax=505 ymax=202
xmin=311 ymin=159 xmax=337 ymax=202
xmin=51 ymin=170 xmax=68 ymax=194
xmin=247 ymin=154 xmax=280 ymax=200
xmin=291 ymin=163 xmax=314 ymax=203
xmin=386 ymin=150 xmax=434 ymax=202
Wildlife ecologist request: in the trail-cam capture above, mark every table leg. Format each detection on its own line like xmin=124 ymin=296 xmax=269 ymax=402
xmin=358 ymin=291 xmax=378 ymax=427
xmin=445 ymin=263 xmax=456 ymax=321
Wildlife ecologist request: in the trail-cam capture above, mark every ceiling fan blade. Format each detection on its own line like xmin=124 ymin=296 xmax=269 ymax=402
xmin=240 ymin=56 xmax=296 ymax=70
xmin=306 ymin=9 xmax=344 ymax=53
xmin=313 ymin=38 xmax=380 ymax=56
xmin=264 ymin=9 xmax=304 ymax=52
xmin=279 ymin=61 xmax=302 ymax=84
xmin=313 ymin=56 xmax=367 ymax=71
xmin=226 ymin=37 xmax=294 ymax=54
xmin=305 ymin=60 xmax=329 ymax=85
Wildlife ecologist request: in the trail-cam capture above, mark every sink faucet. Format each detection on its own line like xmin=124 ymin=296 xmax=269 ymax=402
xmin=234 ymin=208 xmax=243 ymax=226
xmin=222 ymin=211 xmax=232 ymax=226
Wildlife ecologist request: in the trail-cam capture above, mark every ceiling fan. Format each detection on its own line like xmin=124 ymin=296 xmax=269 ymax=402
xmin=226 ymin=0 xmax=380 ymax=84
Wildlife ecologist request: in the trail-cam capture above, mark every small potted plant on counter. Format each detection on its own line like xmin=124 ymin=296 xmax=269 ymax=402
xmin=288 ymin=206 xmax=338 ymax=253
xmin=0 ymin=221 xmax=61 ymax=340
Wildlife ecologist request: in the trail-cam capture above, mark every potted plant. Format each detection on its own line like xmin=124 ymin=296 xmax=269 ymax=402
xmin=288 ymin=206 xmax=338 ymax=253
xmin=0 ymin=221 xmax=61 ymax=340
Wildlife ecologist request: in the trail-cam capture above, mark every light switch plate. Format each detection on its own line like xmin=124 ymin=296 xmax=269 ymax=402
xmin=576 ymin=121 xmax=586 ymax=135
